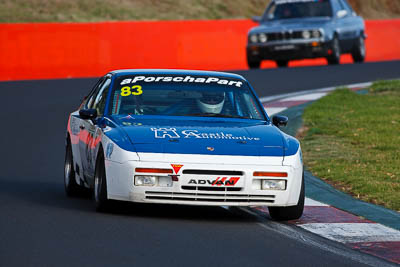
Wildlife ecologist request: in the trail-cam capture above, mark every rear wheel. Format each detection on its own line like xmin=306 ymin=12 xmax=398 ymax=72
xmin=64 ymin=141 xmax=81 ymax=197
xmin=327 ymin=37 xmax=341 ymax=65
xmin=268 ymin=173 xmax=305 ymax=221
xmin=276 ymin=60 xmax=289 ymax=68
xmin=351 ymin=36 xmax=366 ymax=63
xmin=94 ymin=150 xmax=111 ymax=212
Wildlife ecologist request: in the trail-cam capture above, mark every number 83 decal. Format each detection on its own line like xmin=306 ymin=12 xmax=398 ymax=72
xmin=120 ymin=85 xmax=143 ymax=96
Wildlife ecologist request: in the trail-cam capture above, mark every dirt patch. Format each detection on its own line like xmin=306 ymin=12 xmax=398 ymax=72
xmin=0 ymin=0 xmax=399 ymax=22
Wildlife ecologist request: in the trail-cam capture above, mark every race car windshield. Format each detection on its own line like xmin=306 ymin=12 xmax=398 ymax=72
xmin=109 ymin=75 xmax=266 ymax=120
xmin=264 ymin=0 xmax=333 ymax=20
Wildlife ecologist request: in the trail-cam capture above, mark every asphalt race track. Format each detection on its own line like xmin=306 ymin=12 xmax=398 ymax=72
xmin=1 ymin=61 xmax=400 ymax=267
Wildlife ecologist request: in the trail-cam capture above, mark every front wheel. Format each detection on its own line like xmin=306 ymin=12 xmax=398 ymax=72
xmin=327 ymin=37 xmax=341 ymax=65
xmin=276 ymin=60 xmax=289 ymax=68
xmin=64 ymin=141 xmax=81 ymax=197
xmin=351 ymin=36 xmax=366 ymax=63
xmin=268 ymin=173 xmax=305 ymax=221
xmin=247 ymin=57 xmax=261 ymax=69
xmin=94 ymin=151 xmax=111 ymax=212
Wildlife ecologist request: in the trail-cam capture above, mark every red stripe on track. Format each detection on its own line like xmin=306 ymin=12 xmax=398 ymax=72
xmin=253 ymin=206 xmax=373 ymax=224
xmin=348 ymin=241 xmax=400 ymax=264
xmin=291 ymin=206 xmax=374 ymax=224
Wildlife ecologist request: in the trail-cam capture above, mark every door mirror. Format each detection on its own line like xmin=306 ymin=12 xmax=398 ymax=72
xmin=252 ymin=16 xmax=261 ymax=23
xmin=337 ymin=10 xmax=348 ymax=18
xmin=79 ymin=109 xmax=98 ymax=120
xmin=272 ymin=115 xmax=289 ymax=128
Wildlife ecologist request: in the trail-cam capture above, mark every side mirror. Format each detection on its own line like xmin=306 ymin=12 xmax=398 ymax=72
xmin=252 ymin=16 xmax=261 ymax=23
xmin=272 ymin=115 xmax=288 ymax=128
xmin=79 ymin=108 xmax=97 ymax=121
xmin=337 ymin=10 xmax=348 ymax=18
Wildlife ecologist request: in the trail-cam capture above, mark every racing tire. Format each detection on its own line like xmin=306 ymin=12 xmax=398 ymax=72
xmin=64 ymin=141 xmax=81 ymax=197
xmin=327 ymin=37 xmax=341 ymax=65
xmin=351 ymin=36 xmax=366 ymax=63
xmin=268 ymin=173 xmax=305 ymax=221
xmin=247 ymin=59 xmax=261 ymax=69
xmin=94 ymin=150 xmax=111 ymax=212
xmin=276 ymin=60 xmax=289 ymax=68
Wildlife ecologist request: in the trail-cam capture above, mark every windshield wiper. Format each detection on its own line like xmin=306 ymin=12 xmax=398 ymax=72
xmin=185 ymin=113 xmax=248 ymax=119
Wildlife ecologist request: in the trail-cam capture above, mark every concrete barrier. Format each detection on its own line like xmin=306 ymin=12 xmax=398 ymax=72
xmin=0 ymin=19 xmax=399 ymax=81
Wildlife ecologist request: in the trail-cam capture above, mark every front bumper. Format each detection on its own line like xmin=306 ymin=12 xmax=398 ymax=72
xmin=247 ymin=40 xmax=332 ymax=61
xmin=105 ymin=158 xmax=303 ymax=207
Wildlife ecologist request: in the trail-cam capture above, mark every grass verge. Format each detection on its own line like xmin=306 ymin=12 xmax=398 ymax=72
xmin=299 ymin=80 xmax=400 ymax=211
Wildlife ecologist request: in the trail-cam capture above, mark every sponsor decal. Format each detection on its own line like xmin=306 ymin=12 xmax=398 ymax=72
xmin=120 ymin=85 xmax=143 ymax=96
xmin=120 ymin=76 xmax=243 ymax=88
xmin=70 ymin=116 xmax=80 ymax=135
xmin=188 ymin=177 xmax=240 ymax=186
xmin=151 ymin=128 xmax=260 ymax=141
xmin=171 ymin=164 xmax=183 ymax=174
xmin=122 ymin=122 xmax=143 ymax=126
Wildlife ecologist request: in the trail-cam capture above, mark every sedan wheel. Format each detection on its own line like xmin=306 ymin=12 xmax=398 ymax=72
xmin=268 ymin=173 xmax=305 ymax=221
xmin=94 ymin=152 xmax=111 ymax=212
xmin=64 ymin=142 xmax=81 ymax=196
xmin=352 ymin=36 xmax=366 ymax=63
xmin=327 ymin=37 xmax=341 ymax=65
xmin=247 ymin=59 xmax=261 ymax=69
xmin=276 ymin=60 xmax=289 ymax=68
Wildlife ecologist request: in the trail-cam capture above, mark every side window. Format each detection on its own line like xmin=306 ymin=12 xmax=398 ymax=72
xmin=340 ymin=0 xmax=354 ymax=14
xmin=86 ymin=78 xmax=106 ymax=109
xmin=264 ymin=3 xmax=277 ymax=20
xmin=337 ymin=0 xmax=350 ymax=15
xmin=92 ymin=78 xmax=111 ymax=116
xmin=330 ymin=0 xmax=341 ymax=13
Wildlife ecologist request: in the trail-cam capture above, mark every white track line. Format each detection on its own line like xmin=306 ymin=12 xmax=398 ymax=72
xmin=259 ymin=82 xmax=373 ymax=103
xmin=305 ymin=198 xmax=329 ymax=206
xmin=264 ymin=107 xmax=286 ymax=116
xmin=284 ymin=92 xmax=328 ymax=101
xmin=299 ymin=223 xmax=400 ymax=243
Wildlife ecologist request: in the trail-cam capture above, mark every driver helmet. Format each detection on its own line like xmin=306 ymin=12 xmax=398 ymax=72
xmin=197 ymin=91 xmax=225 ymax=114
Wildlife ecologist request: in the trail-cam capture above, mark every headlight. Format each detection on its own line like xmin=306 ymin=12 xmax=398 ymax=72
xmin=158 ymin=176 xmax=173 ymax=187
xmin=312 ymin=30 xmax=321 ymax=38
xmin=259 ymin=33 xmax=268 ymax=43
xmin=302 ymin=30 xmax=311 ymax=39
xmin=134 ymin=175 xmax=173 ymax=187
xmin=250 ymin=34 xmax=258 ymax=43
xmin=261 ymin=179 xmax=286 ymax=190
xmin=135 ymin=176 xmax=157 ymax=186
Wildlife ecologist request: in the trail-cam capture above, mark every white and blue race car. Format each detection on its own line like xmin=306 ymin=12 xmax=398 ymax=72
xmin=65 ymin=69 xmax=304 ymax=220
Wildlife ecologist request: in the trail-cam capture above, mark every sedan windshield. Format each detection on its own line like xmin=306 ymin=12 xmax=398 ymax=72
xmin=109 ymin=75 xmax=266 ymax=120
xmin=264 ymin=0 xmax=333 ymax=20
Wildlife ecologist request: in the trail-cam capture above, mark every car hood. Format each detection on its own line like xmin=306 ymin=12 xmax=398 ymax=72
xmin=250 ymin=17 xmax=331 ymax=34
xmin=111 ymin=116 xmax=285 ymax=158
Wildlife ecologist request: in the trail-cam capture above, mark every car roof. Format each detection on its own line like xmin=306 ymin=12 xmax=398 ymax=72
xmin=108 ymin=69 xmax=246 ymax=81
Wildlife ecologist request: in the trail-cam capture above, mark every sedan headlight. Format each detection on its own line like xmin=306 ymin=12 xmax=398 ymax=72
xmin=259 ymin=33 xmax=268 ymax=43
xmin=312 ymin=30 xmax=321 ymax=38
xmin=250 ymin=34 xmax=258 ymax=43
xmin=302 ymin=30 xmax=311 ymax=39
